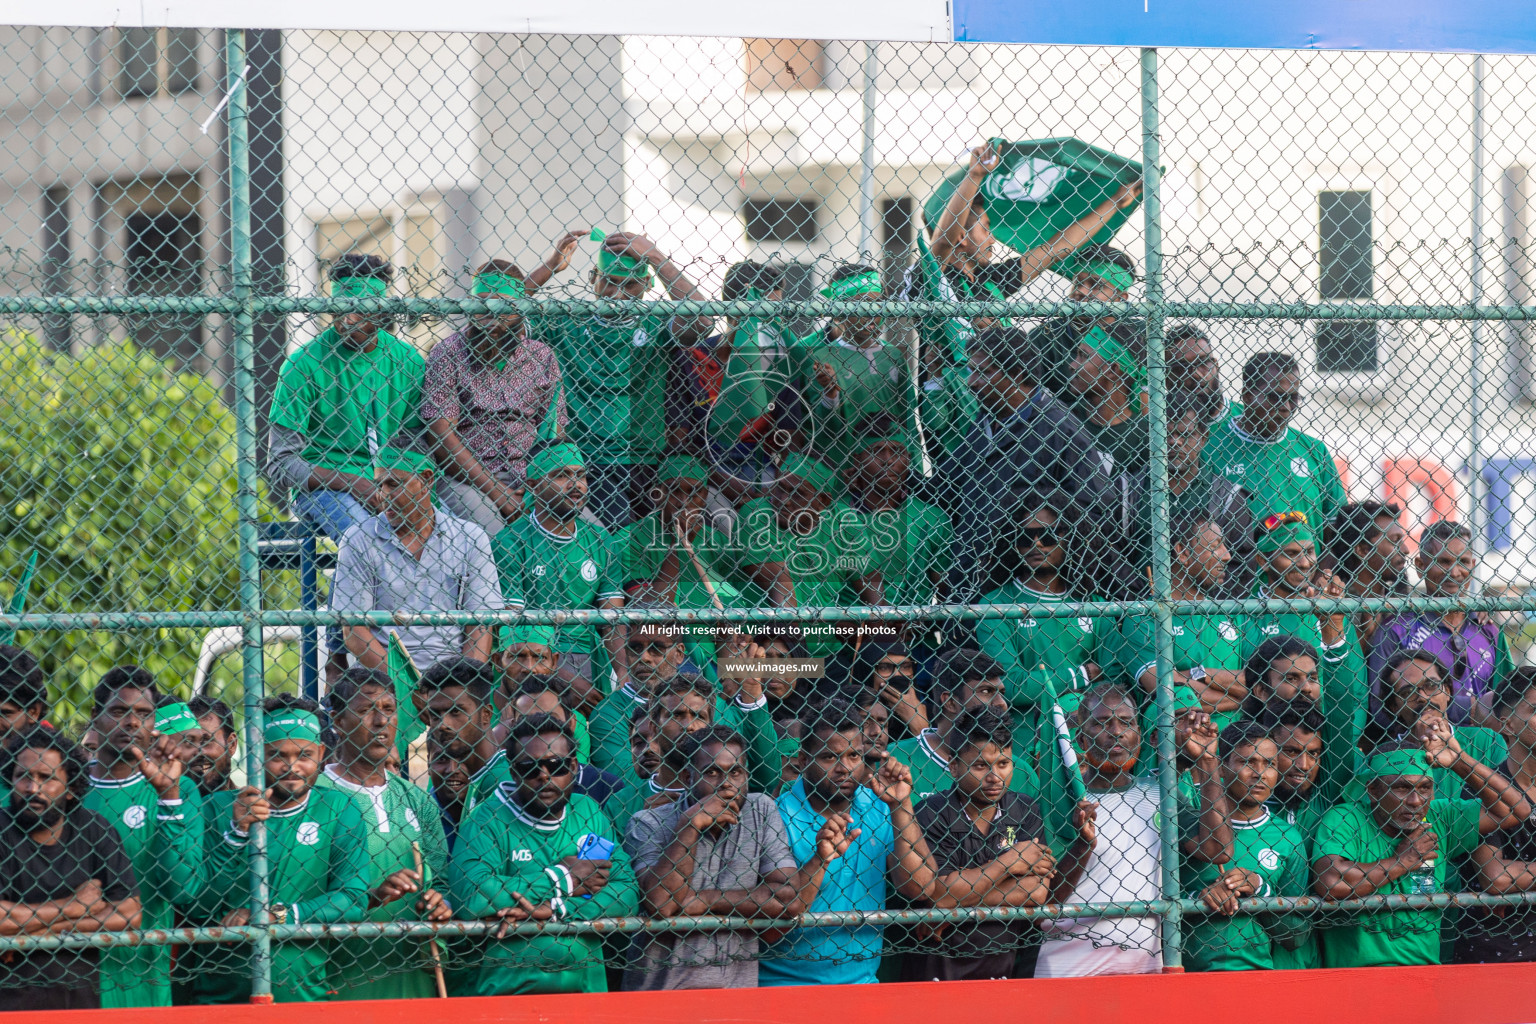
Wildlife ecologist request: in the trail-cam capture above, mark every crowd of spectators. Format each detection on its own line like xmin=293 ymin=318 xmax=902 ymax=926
xmin=0 ymin=139 xmax=1532 ymax=1007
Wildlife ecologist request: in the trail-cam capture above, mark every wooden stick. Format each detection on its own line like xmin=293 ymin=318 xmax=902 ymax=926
xmin=412 ymin=841 xmax=448 ymax=999
xmin=677 ymin=528 xmax=725 ymax=611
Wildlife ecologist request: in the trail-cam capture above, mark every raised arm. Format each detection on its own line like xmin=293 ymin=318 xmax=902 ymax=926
xmin=1421 ymin=715 xmax=1533 ymax=830
xmin=931 ymin=143 xmax=999 ymax=264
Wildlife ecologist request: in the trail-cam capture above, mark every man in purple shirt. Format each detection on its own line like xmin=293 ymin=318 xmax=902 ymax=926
xmin=1368 ymin=522 xmax=1513 ymax=725
xmin=422 ymin=246 xmax=579 ymax=538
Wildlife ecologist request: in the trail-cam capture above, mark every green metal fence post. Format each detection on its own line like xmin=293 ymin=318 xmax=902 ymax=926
xmin=224 ymin=27 xmax=273 ymax=1003
xmin=1140 ymin=45 xmax=1183 ymax=973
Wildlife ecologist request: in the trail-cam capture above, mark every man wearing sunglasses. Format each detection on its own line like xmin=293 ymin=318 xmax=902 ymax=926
xmin=1203 ymin=351 xmax=1346 ymax=532
xmin=449 ymin=713 xmax=638 ymax=994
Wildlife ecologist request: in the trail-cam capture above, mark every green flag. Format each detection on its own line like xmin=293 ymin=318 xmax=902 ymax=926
xmin=1033 ymin=669 xmax=1089 ymax=854
xmin=537 ymin=381 xmax=563 ymax=442
xmin=922 ymin=137 xmax=1142 ymax=271
xmin=0 ymin=550 xmax=38 ymax=646
xmin=386 ymin=632 xmax=426 ymax=761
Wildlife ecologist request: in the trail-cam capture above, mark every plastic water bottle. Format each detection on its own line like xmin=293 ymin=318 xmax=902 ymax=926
xmin=1408 ymin=821 xmax=1437 ymax=895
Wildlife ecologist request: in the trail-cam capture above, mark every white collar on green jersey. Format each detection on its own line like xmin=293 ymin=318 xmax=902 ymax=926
xmin=269 ymin=793 xmax=313 ymax=818
xmin=322 ymin=764 xmax=387 ymax=795
xmin=1229 ymin=418 xmax=1289 ymax=446
xmin=1015 ymin=582 xmax=1069 ymax=601
xmin=529 ymin=511 xmax=579 ymax=545
xmin=1230 ymin=807 xmax=1272 ymax=830
xmin=495 ymin=781 xmax=567 ymax=831
xmin=85 ymin=764 xmax=146 ymax=788
xmin=916 ymin=728 xmax=950 ymax=768
xmin=469 ymin=750 xmax=506 ymax=786
xmin=619 ymin=684 xmax=647 ymax=704
xmin=647 ymin=775 xmax=687 ymax=795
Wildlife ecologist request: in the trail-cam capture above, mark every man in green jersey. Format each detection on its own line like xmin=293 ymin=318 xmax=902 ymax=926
xmin=493 ymin=624 xmax=571 ymax=714
xmin=187 ymin=699 xmax=371 ymax=1003
xmin=1245 ymin=511 xmax=1365 ymax=759
xmin=418 ymin=659 xmax=501 ymax=847
xmin=82 ymin=668 xmax=203 ymax=1007
xmin=736 ymin=454 xmax=882 ymax=654
xmin=888 ymin=649 xmax=1039 ymax=802
xmin=1183 ymin=720 xmax=1311 ymax=972
xmin=587 ymin=622 xmax=697 ymax=778
xmin=1065 ymin=323 xmax=1148 ymax=480
xmin=1202 ymin=351 xmax=1346 ymax=530
xmin=449 ymin=714 xmax=638 ymax=994
xmin=1312 ymin=735 xmax=1531 ymax=967
xmin=844 ymin=422 xmax=954 ymax=608
xmin=797 ymin=265 xmax=915 ymax=472
xmin=536 ymin=231 xmax=713 ymax=528
xmin=315 ymin=668 xmax=451 ymax=1000
xmin=265 ymin=253 xmax=424 ymax=542
xmin=1256 ymin=701 xmax=1333 ymax=970
xmin=976 ymin=493 xmax=1111 ymax=722
xmin=1113 ymin=514 xmax=1247 ymax=732
xmin=493 ymin=440 xmax=628 ymax=693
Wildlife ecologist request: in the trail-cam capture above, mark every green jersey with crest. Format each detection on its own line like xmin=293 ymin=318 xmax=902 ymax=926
xmin=535 ymin=312 xmax=673 ymax=465
xmin=313 ymin=766 xmax=449 ymax=1001
xmin=492 ymin=512 xmax=624 ymax=672
xmin=185 ymin=788 xmax=372 ymax=1003
xmin=976 ymin=582 xmax=1111 ymax=721
xmin=1182 ymin=809 xmax=1311 ymax=971
xmin=83 ymin=769 xmax=204 ymax=1007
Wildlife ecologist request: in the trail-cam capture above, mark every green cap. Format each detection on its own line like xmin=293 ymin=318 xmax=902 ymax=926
xmin=373 ymin=447 xmax=436 ymax=476
xmin=497 ymin=624 xmax=557 ymax=652
xmin=1081 ymin=325 xmax=1146 ymax=387
xmin=264 ymin=710 xmax=322 ymax=745
xmin=1256 ymin=511 xmax=1316 ymax=553
xmin=1172 ymin=685 xmax=1204 ymax=714
xmin=1366 ymin=748 xmax=1431 ymax=780
xmin=526 ymin=442 xmax=585 ymax=483
xmin=658 ymin=455 xmax=710 ymax=484
xmin=471 ymin=272 xmax=527 ymax=298
xmin=154 ymin=702 xmax=201 ymax=736
xmin=590 ymin=229 xmax=653 ymax=282
xmin=778 ymin=453 xmax=840 ymax=496
xmin=332 ymin=276 xmax=388 ymax=298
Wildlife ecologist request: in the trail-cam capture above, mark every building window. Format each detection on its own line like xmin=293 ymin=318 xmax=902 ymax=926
xmin=744 ymin=199 xmax=819 ymax=243
xmin=124 ymin=209 xmax=204 ymax=366
xmin=119 ymin=28 xmax=201 ymax=99
xmin=1316 ymin=189 xmax=1376 ymax=372
xmin=744 ymin=39 xmax=825 ymax=92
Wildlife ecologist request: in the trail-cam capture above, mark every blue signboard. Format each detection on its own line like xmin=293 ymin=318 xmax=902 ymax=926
xmin=952 ymin=0 xmax=1536 ymax=54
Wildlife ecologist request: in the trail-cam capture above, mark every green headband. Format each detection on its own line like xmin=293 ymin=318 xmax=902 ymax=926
xmin=1079 ymin=261 xmax=1136 ymax=293
xmin=779 ymin=453 xmax=839 ymax=496
xmin=471 ymin=272 xmax=527 ymax=298
xmin=497 ymin=624 xmax=557 ymax=652
xmin=332 ymin=276 xmax=388 ymax=298
xmin=821 ymin=271 xmax=882 ymax=300
xmin=264 ymin=710 xmax=322 ymax=745
xmin=374 ymin=447 xmax=435 ymax=476
xmin=857 ymin=434 xmax=908 ymax=455
xmin=590 ymin=229 xmax=653 ymax=282
xmin=1366 ymin=748 xmax=1430 ymax=780
xmin=526 ymin=442 xmax=585 ymax=482
xmin=1082 ymin=325 xmax=1145 ymax=386
xmin=1256 ymin=521 xmax=1316 ymax=553
xmin=154 ymin=702 xmax=200 ymax=736
xmin=658 ymin=455 xmax=710 ymax=484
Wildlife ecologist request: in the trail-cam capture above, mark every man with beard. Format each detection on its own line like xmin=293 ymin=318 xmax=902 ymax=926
xmin=588 ymin=624 xmax=701 ymax=778
xmin=1313 ymin=732 xmax=1530 ymax=967
xmin=759 ymin=704 xmax=938 ymax=987
xmin=174 ymin=697 xmax=236 ymax=798
xmin=1183 ymin=720 xmax=1312 ymax=972
xmin=625 ymin=725 xmax=800 ymax=990
xmin=1369 ymin=650 xmax=1508 ymax=798
xmin=493 ymin=441 xmax=628 ymax=695
xmin=1165 ymin=323 xmax=1240 ymax=425
xmin=0 ymin=728 xmax=138 ymax=1011
xmin=449 ymin=713 xmax=639 ymax=994
xmin=1259 ymin=701 xmax=1332 ymax=969
xmin=1023 ymin=244 xmax=1144 ymax=398
xmin=315 ymin=667 xmax=451 ymax=1000
xmin=1369 ymin=522 xmax=1514 ymax=726
xmin=421 ymin=247 xmax=580 ymax=538
xmin=81 ymin=667 xmax=203 ymax=1007
xmin=185 ymin=698 xmax=370 ymax=1003
xmin=1326 ymin=501 xmax=1408 ymax=648
xmin=418 ymin=658 xmax=501 ymax=847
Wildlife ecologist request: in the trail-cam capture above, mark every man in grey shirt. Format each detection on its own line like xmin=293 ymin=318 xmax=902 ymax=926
xmin=330 ymin=447 xmax=504 ymax=669
xmin=623 ymin=725 xmax=800 ymax=990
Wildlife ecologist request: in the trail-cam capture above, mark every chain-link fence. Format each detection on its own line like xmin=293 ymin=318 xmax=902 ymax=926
xmin=0 ymin=26 xmax=1534 ymax=1007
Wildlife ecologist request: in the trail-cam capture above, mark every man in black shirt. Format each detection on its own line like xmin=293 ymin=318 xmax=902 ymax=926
xmin=903 ymin=708 xmax=1055 ymax=981
xmin=0 ymin=728 xmax=139 ymax=1010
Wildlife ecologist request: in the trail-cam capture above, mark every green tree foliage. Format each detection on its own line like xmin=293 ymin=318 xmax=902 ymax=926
xmin=0 ymin=336 xmax=243 ymax=726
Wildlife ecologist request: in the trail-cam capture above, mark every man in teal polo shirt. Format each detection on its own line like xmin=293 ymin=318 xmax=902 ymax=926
xmin=266 ymin=253 xmax=425 ymax=540
xmin=1312 ymin=736 xmax=1531 ymax=967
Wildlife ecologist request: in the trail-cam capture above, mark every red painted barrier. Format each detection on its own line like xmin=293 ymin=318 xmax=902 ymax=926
xmin=13 ymin=964 xmax=1536 ymax=1024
